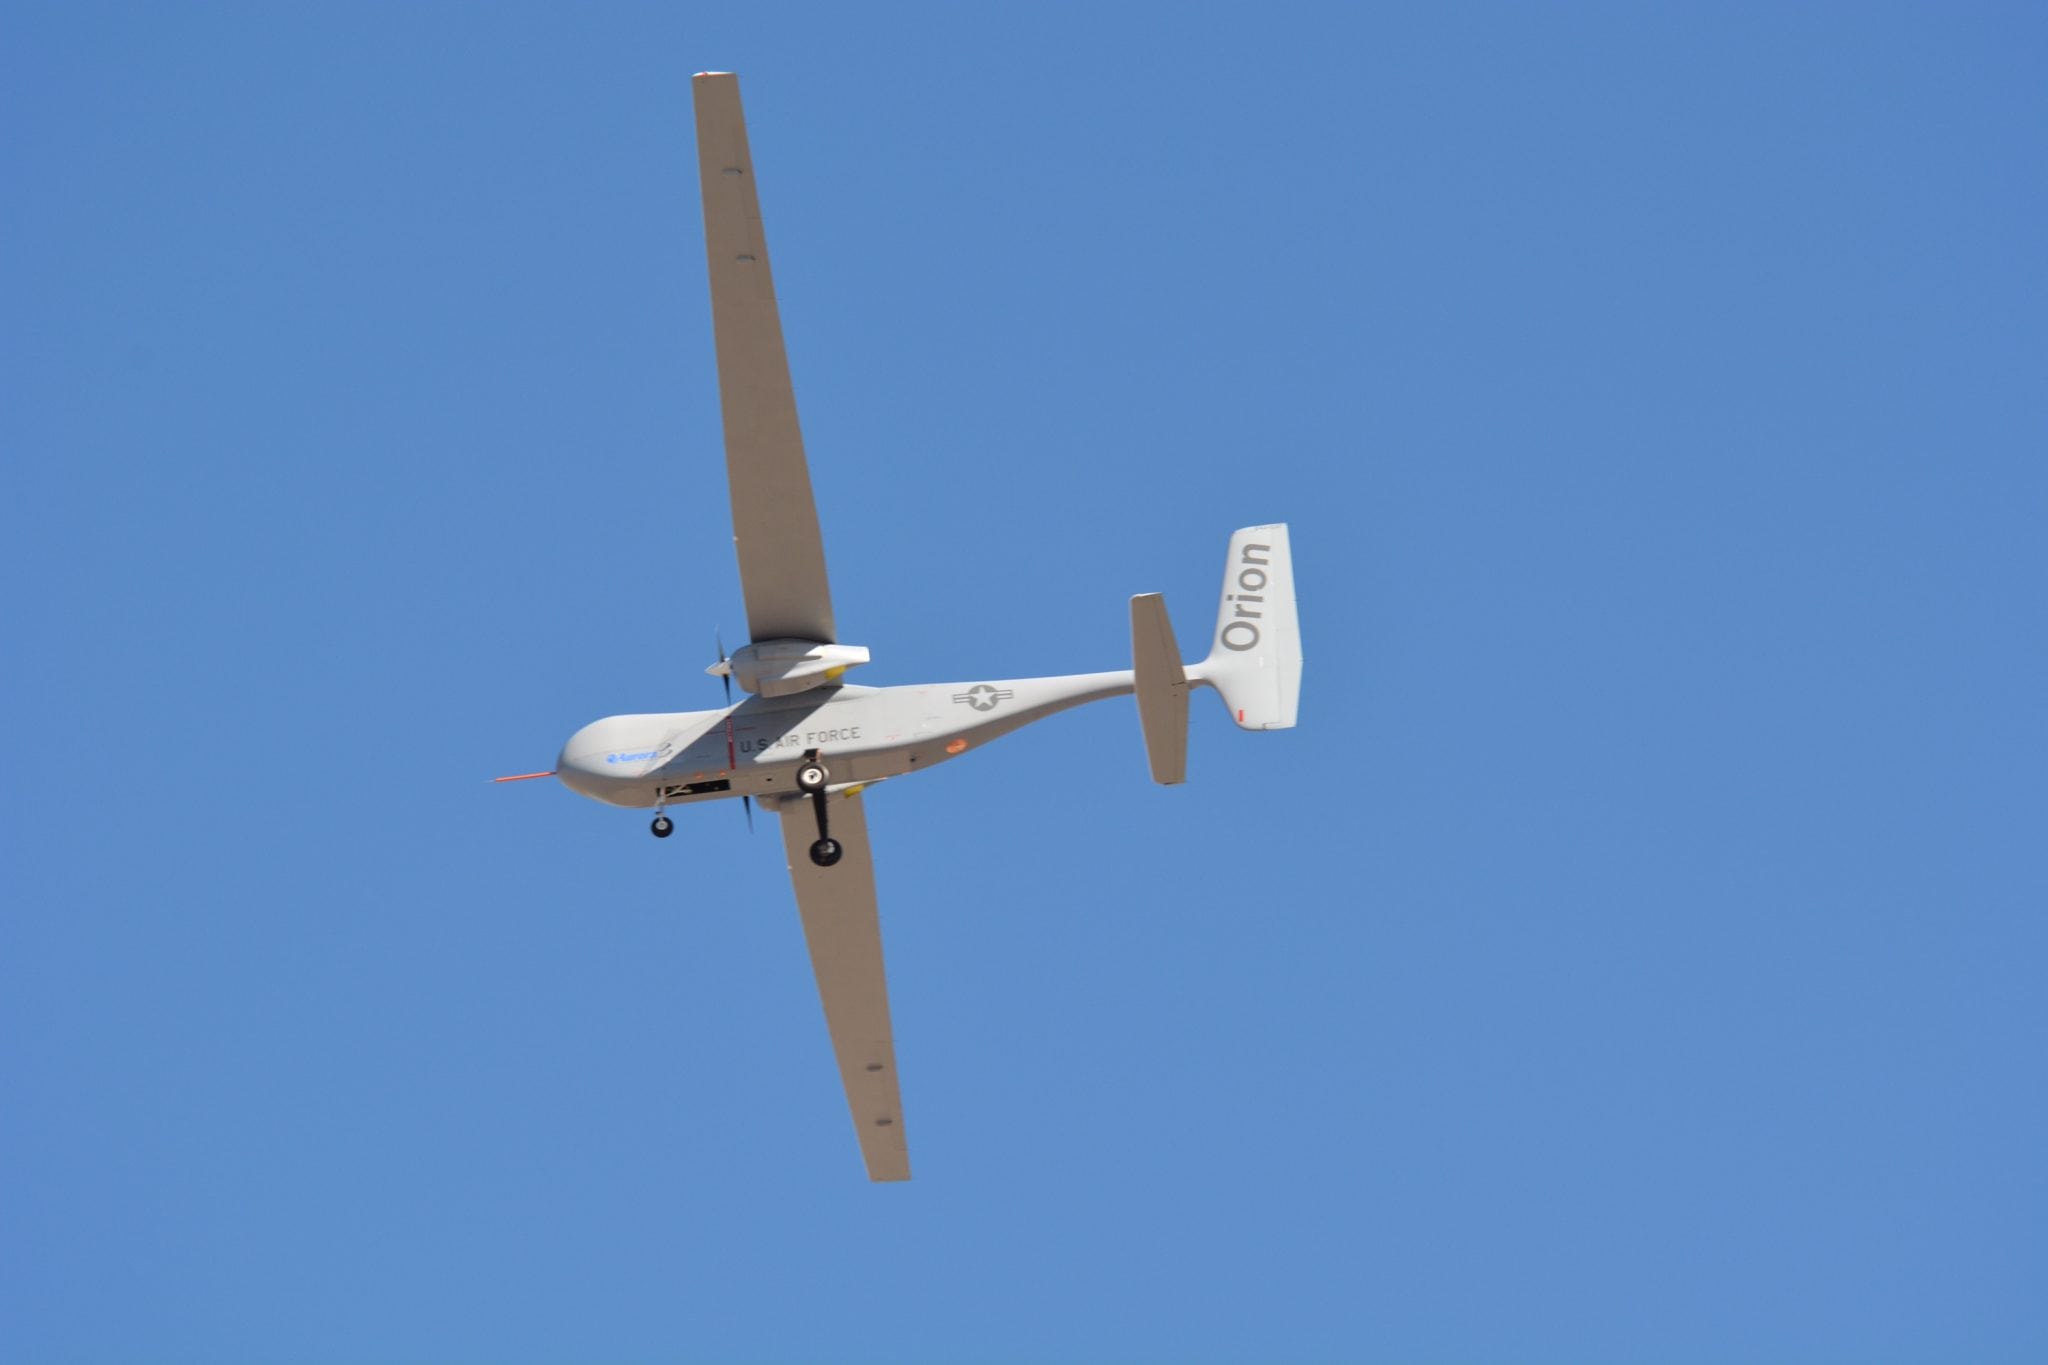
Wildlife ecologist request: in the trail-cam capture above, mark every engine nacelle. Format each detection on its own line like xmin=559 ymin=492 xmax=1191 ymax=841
xmin=711 ymin=638 xmax=871 ymax=697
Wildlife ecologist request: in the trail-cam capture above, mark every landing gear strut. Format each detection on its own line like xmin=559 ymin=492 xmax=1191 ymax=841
xmin=796 ymin=751 xmax=841 ymax=866
xmin=651 ymin=812 xmax=673 ymax=839
xmin=794 ymin=757 xmax=835 ymax=863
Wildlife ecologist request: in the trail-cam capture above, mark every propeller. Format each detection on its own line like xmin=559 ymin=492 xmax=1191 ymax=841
xmin=715 ymin=629 xmax=753 ymax=833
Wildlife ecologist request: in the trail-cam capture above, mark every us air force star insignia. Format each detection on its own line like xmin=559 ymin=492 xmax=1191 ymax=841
xmin=952 ymin=684 xmax=1014 ymax=711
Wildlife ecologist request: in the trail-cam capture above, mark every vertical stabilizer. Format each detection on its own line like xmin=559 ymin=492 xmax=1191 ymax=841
xmin=1187 ymin=524 xmax=1301 ymax=730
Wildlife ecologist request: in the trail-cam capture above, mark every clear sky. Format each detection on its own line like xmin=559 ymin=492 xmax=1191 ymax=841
xmin=4 ymin=3 xmax=2043 ymax=1362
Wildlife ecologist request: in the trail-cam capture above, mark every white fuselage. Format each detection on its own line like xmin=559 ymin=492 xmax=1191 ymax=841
xmin=556 ymin=672 xmax=1137 ymax=811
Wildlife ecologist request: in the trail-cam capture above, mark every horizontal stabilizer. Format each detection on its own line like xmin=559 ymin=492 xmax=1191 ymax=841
xmin=1130 ymin=593 xmax=1190 ymax=785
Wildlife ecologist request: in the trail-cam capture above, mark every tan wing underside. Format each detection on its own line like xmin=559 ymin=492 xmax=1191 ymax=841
xmin=692 ymin=72 xmax=837 ymax=645
xmin=776 ymin=791 xmax=909 ymax=1181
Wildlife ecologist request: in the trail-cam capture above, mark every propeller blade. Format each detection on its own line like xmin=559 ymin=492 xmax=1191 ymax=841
xmin=742 ymin=793 xmax=754 ymax=833
xmin=716 ymin=628 xmax=732 ymax=704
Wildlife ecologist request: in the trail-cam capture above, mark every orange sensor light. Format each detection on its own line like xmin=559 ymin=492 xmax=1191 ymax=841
xmin=945 ymin=739 xmax=968 ymax=755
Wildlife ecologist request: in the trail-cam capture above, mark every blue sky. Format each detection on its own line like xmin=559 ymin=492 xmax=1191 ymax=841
xmin=4 ymin=3 xmax=2043 ymax=1361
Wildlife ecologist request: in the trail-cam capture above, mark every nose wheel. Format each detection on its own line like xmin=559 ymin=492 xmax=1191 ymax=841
xmin=651 ymin=813 xmax=674 ymax=839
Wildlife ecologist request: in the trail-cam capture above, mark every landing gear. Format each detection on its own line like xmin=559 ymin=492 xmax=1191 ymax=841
xmin=795 ymin=760 xmax=829 ymax=794
xmin=651 ymin=813 xmax=674 ymax=839
xmin=804 ymin=775 xmax=842 ymax=867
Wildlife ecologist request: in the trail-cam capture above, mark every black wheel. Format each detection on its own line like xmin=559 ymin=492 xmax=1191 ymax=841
xmin=651 ymin=814 xmax=674 ymax=839
xmin=796 ymin=761 xmax=829 ymax=793
xmin=809 ymin=836 xmax=843 ymax=867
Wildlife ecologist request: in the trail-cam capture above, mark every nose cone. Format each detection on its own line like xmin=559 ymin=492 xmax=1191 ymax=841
xmin=555 ymin=714 xmax=681 ymax=805
xmin=555 ymin=721 xmax=607 ymax=798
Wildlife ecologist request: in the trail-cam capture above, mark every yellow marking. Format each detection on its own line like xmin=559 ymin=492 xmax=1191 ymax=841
xmin=841 ymin=783 xmax=866 ymax=797
xmin=824 ymin=666 xmax=846 ymax=682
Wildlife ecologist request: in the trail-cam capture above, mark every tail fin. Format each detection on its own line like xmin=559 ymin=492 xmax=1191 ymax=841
xmin=1186 ymin=524 xmax=1301 ymax=730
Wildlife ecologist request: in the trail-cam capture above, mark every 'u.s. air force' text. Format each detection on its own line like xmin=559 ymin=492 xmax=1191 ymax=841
xmin=737 ymin=725 xmax=862 ymax=755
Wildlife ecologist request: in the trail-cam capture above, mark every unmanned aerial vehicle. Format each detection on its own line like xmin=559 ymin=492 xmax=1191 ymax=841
xmin=499 ymin=73 xmax=1303 ymax=1181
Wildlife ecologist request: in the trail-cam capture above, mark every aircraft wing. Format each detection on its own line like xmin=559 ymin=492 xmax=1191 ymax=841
xmin=776 ymin=791 xmax=910 ymax=1181
xmin=692 ymin=72 xmax=837 ymax=646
